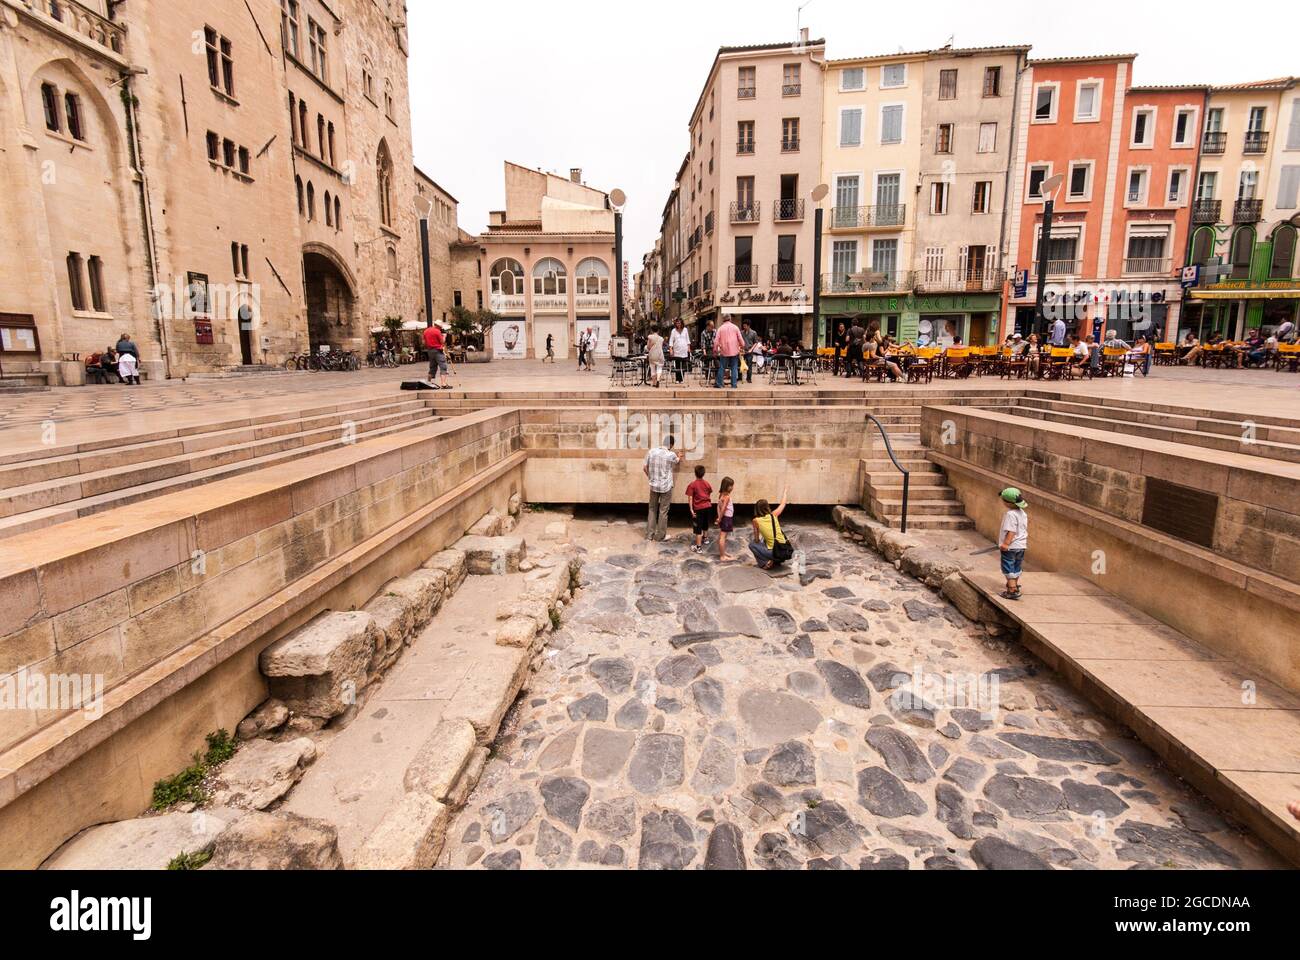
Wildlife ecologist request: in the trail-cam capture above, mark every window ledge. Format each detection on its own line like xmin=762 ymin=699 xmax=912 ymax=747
xmin=71 ymin=310 xmax=114 ymax=321
xmin=210 ymin=86 xmax=240 ymax=108
xmin=45 ymin=130 xmax=90 ymax=150
xmin=381 ymin=225 xmax=402 ymax=241
xmin=284 ymin=51 xmax=344 ymax=104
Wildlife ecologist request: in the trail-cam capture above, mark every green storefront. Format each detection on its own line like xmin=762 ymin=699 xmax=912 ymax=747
xmin=820 ymin=290 xmax=1004 ymax=347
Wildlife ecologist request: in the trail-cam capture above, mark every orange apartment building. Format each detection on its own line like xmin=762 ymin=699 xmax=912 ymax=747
xmin=1006 ymin=55 xmax=1200 ymax=342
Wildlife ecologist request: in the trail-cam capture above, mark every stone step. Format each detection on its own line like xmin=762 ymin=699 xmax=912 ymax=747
xmin=870 ymin=497 xmax=968 ymax=518
xmin=867 ymin=471 xmax=950 ymax=488
xmin=0 ymin=397 xmax=431 ymax=489
xmin=0 ymin=416 xmax=438 ymax=540
xmin=0 ymin=406 xmax=436 ymax=521
xmin=870 ymin=483 xmax=958 ymax=500
xmin=875 ymin=515 xmax=976 ymax=531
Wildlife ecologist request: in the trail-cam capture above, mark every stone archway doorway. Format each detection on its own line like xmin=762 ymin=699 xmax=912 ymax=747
xmin=303 ymin=249 xmax=358 ymax=352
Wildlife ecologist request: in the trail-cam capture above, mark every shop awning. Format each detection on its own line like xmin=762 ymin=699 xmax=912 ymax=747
xmin=1189 ymin=289 xmax=1300 ymax=301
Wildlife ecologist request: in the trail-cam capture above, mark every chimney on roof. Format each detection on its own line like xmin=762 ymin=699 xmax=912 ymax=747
xmin=570 ymin=168 xmax=583 ymax=184
xmin=800 ymin=27 xmax=810 ymax=46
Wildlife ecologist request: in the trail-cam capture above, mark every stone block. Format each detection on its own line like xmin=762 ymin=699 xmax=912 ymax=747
xmin=879 ymin=530 xmax=922 ymax=564
xmin=42 ymin=808 xmax=241 ymax=870
xmin=422 ymin=549 xmax=467 ymax=595
xmin=362 ymin=594 xmax=414 ymax=676
xmin=236 ymin=699 xmax=290 ymax=741
xmin=942 ymin=574 xmax=1017 ymax=631
xmin=210 ymin=738 xmax=317 ymax=811
xmin=206 ymin=811 xmax=343 ymax=870
xmin=456 ymin=535 xmax=526 ymax=576
xmin=467 ymin=512 xmax=506 ymax=538
xmin=352 ymin=794 xmax=450 ymax=870
xmin=446 ymin=746 xmax=492 ymax=809
xmin=403 ymin=719 xmax=477 ymax=801
xmin=508 ymin=494 xmax=522 ymax=517
xmin=543 ymin=521 xmax=569 ymax=541
xmin=900 ymin=548 xmax=972 ymax=589
xmin=496 ymin=616 xmax=540 ymax=649
xmin=260 ymin=612 xmax=379 ymax=720
xmin=496 ymin=598 xmax=551 ymax=627
xmin=382 ymin=570 xmax=446 ymax=630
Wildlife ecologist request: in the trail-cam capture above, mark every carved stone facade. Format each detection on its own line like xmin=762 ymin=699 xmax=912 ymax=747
xmin=0 ymin=0 xmax=420 ymax=383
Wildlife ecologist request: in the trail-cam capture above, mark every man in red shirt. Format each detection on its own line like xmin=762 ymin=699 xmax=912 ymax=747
xmin=422 ymin=323 xmax=450 ymax=390
xmin=685 ymin=465 xmax=714 ymax=554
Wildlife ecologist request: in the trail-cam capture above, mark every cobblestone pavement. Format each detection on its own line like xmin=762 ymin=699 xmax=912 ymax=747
xmin=442 ymin=513 xmax=1283 ymax=871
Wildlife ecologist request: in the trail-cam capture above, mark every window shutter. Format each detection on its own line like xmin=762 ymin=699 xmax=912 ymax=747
xmin=1289 ymin=99 xmax=1300 ymax=150
xmin=1279 ymin=166 xmax=1300 ymax=210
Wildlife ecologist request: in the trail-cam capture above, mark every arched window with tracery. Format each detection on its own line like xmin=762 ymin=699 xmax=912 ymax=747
xmin=574 ymin=258 xmax=610 ymax=295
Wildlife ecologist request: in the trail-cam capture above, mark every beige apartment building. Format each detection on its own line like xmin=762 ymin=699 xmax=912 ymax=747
xmin=670 ymin=34 xmax=827 ymax=345
xmin=478 ymin=162 xmax=619 ymax=360
xmin=0 ymin=0 xmax=421 ymax=383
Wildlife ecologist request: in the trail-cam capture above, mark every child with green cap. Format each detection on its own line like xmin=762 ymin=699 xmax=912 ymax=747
xmin=998 ymin=487 xmax=1029 ymax=600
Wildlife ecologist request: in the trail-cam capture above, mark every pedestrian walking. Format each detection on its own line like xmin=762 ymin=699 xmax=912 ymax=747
xmin=714 ymin=316 xmax=742 ymax=389
xmin=544 ymin=333 xmax=555 ymax=363
xmin=646 ymin=326 xmax=665 ymax=387
xmin=668 ymin=319 xmax=691 ymax=384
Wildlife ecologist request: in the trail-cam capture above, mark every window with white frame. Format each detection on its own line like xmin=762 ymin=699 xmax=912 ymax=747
xmin=1196 ymin=170 xmax=1217 ymax=201
xmin=881 ymin=64 xmax=907 ymax=89
xmin=1127 ymin=167 xmax=1150 ymax=205
xmin=1173 ymin=107 xmax=1197 ymax=147
xmin=1075 ymin=80 xmax=1101 ymax=122
xmin=977 ymin=122 xmax=997 ymax=154
xmin=1067 ymin=161 xmax=1093 ymax=201
xmin=1033 ymin=84 xmax=1058 ymax=122
xmin=1239 ymin=169 xmax=1259 ymax=200
xmin=831 ymin=240 xmax=858 ymax=281
xmin=841 ymin=68 xmax=865 ymax=92
xmin=972 ymin=181 xmax=992 ymax=214
xmin=1131 ymin=107 xmax=1156 ymax=147
xmin=840 ymin=108 xmax=863 ymax=147
xmin=923 ymin=246 xmax=944 ymax=282
xmin=880 ymin=104 xmax=904 ymax=144
xmin=1288 ymin=98 xmax=1300 ymax=149
xmin=1125 ymin=227 xmax=1170 ymax=271
xmin=1167 ymin=168 xmax=1190 ymax=205
xmin=935 ymin=123 xmax=954 ymax=154
xmin=930 ymin=181 xmax=950 ymax=215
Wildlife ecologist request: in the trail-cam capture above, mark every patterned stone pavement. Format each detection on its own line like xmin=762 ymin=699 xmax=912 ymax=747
xmin=441 ymin=512 xmax=1284 ymax=871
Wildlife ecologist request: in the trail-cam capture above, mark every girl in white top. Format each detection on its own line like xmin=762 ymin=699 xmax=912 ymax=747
xmin=646 ymin=328 xmax=665 ymax=387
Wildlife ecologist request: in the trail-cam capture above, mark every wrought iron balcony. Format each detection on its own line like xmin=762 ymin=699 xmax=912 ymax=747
xmin=705 ymin=211 xmax=715 ymax=234
xmin=1029 ymin=260 xmax=1084 ymax=277
xmin=1202 ymin=131 xmax=1226 ymax=154
xmin=730 ymin=201 xmax=761 ymax=224
xmin=772 ymin=263 xmax=803 ymax=285
xmin=829 ymin=204 xmax=907 ymax=229
xmin=783 ymin=83 xmax=802 ymax=97
xmin=774 ymin=199 xmax=805 ymax=222
xmin=729 ymin=264 xmax=760 ymax=286
xmin=1244 ymin=131 xmax=1269 ymax=154
xmin=1234 ymin=199 xmax=1264 ymax=223
xmin=1122 ymin=257 xmax=1173 ymax=276
xmin=1192 ymin=199 xmax=1222 ymax=224
xmin=822 ymin=271 xmax=915 ymax=294
xmin=737 ymin=140 xmax=755 ymax=155
xmin=738 ymin=86 xmax=756 ymax=100
xmin=914 ymin=269 xmax=1006 ymax=293
xmin=781 ymin=137 xmax=800 ymax=153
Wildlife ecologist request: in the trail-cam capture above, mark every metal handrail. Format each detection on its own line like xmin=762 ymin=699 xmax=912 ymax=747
xmin=865 ymin=413 xmax=910 ymax=534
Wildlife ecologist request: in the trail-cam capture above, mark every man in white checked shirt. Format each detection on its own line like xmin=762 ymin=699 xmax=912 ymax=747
xmin=643 ymin=436 xmax=680 ymax=542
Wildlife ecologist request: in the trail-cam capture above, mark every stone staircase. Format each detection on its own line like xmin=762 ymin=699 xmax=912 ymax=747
xmin=0 ymin=394 xmax=438 ymax=539
xmin=863 ymin=434 xmax=974 ymax=532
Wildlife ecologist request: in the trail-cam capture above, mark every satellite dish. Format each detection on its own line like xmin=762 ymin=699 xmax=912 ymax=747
xmin=610 ymin=189 xmax=627 ymax=208
xmin=1041 ymin=174 xmax=1066 ymax=198
xmin=811 ymin=183 xmax=830 ymax=203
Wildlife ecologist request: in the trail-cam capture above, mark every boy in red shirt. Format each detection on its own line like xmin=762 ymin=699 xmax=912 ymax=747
xmin=686 ymin=466 xmax=714 ymax=554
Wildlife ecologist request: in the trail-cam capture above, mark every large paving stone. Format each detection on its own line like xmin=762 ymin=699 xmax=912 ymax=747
xmin=260 ymin=612 xmax=380 ymax=720
xmin=864 ymin=727 xmax=933 ymax=784
xmin=704 ymin=823 xmax=747 ymax=870
xmin=582 ymin=728 xmax=636 ymax=782
xmin=828 ymin=607 xmax=871 ymax=632
xmin=982 ymin=775 xmax=1067 ymax=820
xmin=997 ymin=734 xmax=1121 ymax=766
xmin=715 ymin=606 xmax=763 ymax=638
xmin=762 ymin=740 xmax=817 ymax=787
xmin=690 ymin=737 xmax=737 ymax=795
xmin=537 ymin=725 xmax=582 ymax=771
xmin=867 ymin=662 xmax=908 ymax=693
xmin=586 ymin=797 xmax=638 ymax=840
xmin=943 ymin=757 xmax=988 ymax=792
xmin=790 ymin=801 xmax=865 ymax=857
xmin=738 ymin=690 xmax=823 ymax=747
xmin=615 ymin=698 xmax=649 ymax=731
xmin=971 ymin=836 xmax=1053 ymax=871
xmin=535 ymin=820 xmax=573 ymax=869
xmin=353 ymin=794 xmax=450 ymax=870
xmin=654 ymin=654 xmax=705 ymax=688
xmin=1061 ymin=779 xmax=1130 ymax=818
xmin=482 ymin=791 xmax=538 ymax=844
xmin=628 ymin=734 xmax=686 ymax=794
xmin=567 ymin=693 xmax=609 ymax=722
xmin=856 ymin=767 xmax=927 ymax=819
xmin=539 ymin=777 xmax=590 ymax=831
xmin=1114 ymin=821 xmax=1241 ymax=869
xmin=816 ymin=660 xmax=872 ymax=709
xmin=718 ymin=566 xmax=772 ymax=594
xmin=589 ymin=658 xmax=635 ymax=695
xmin=638 ymin=810 xmax=697 ymax=870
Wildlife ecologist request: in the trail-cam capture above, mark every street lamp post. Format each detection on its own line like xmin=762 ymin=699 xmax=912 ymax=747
xmin=811 ymin=183 xmax=829 ymax=349
xmin=1032 ymin=174 xmax=1065 ymax=339
xmin=413 ymin=196 xmax=435 ymax=332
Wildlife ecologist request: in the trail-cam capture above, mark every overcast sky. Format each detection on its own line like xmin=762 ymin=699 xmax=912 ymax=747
xmin=408 ymin=0 xmax=1296 ymax=274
